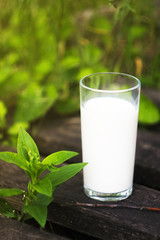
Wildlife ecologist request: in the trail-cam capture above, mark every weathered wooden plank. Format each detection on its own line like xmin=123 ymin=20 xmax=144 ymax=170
xmin=134 ymin=129 xmax=160 ymax=189
xmin=35 ymin=117 xmax=81 ymax=155
xmin=49 ymin=175 xmax=160 ymax=240
xmin=35 ymin=116 xmax=160 ymax=190
xmin=0 ymin=216 xmax=69 ymax=240
xmin=1 ymin=161 xmax=160 ymax=240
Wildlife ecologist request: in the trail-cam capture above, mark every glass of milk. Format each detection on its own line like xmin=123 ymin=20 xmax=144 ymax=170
xmin=80 ymin=72 xmax=141 ymax=201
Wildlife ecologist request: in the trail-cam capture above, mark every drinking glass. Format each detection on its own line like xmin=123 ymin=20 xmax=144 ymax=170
xmin=80 ymin=72 xmax=141 ymax=201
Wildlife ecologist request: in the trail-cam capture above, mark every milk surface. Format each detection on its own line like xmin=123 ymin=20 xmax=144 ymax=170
xmin=81 ymin=97 xmax=138 ymax=193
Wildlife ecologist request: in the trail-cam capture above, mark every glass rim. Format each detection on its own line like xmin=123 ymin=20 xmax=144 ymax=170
xmin=80 ymin=72 xmax=141 ymax=93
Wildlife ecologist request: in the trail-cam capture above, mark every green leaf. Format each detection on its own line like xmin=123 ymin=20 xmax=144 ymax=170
xmin=0 ymin=152 xmax=29 ymax=171
xmin=35 ymin=59 xmax=53 ymax=78
xmin=33 ymin=193 xmax=53 ymax=206
xmin=139 ymin=94 xmax=160 ymax=124
xmin=81 ymin=44 xmax=102 ymax=65
xmin=0 ymin=188 xmax=24 ymax=197
xmin=0 ymin=101 xmax=7 ymax=128
xmin=42 ymin=151 xmax=78 ymax=166
xmin=0 ymin=69 xmax=29 ymax=98
xmin=92 ymin=17 xmax=112 ymax=33
xmin=77 ymin=67 xmax=95 ymax=81
xmin=55 ymin=97 xmax=79 ymax=115
xmin=128 ymin=25 xmax=147 ymax=42
xmin=17 ymin=127 xmax=40 ymax=161
xmin=0 ymin=198 xmax=16 ymax=218
xmin=61 ymin=56 xmax=80 ymax=69
xmin=47 ymin=166 xmax=59 ymax=172
xmin=37 ymin=164 xmax=50 ymax=177
xmin=8 ymin=122 xmax=29 ymax=136
xmin=14 ymin=83 xmax=58 ymax=122
xmin=44 ymin=162 xmax=87 ymax=187
xmin=34 ymin=178 xmax=52 ymax=197
xmin=23 ymin=204 xmax=47 ymax=228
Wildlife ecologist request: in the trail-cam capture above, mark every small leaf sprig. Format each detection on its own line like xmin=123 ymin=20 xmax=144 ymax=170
xmin=0 ymin=128 xmax=87 ymax=227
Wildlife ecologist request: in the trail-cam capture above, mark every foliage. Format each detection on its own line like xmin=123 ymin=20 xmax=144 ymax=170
xmin=139 ymin=94 xmax=160 ymax=125
xmin=0 ymin=0 xmax=160 ymax=145
xmin=0 ymin=128 xmax=87 ymax=227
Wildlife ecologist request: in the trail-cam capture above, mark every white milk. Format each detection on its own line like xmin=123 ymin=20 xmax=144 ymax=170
xmin=81 ymin=97 xmax=138 ymax=193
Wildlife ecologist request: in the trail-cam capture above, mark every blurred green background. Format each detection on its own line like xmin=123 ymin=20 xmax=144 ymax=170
xmin=0 ymin=0 xmax=160 ymax=146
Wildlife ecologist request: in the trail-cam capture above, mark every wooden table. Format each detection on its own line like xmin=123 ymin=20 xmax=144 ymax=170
xmin=0 ymin=114 xmax=160 ymax=240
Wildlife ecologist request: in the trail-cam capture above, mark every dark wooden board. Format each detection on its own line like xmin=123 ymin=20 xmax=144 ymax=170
xmin=35 ymin=116 xmax=160 ymax=190
xmin=1 ymin=160 xmax=160 ymax=240
xmin=51 ymin=176 xmax=160 ymax=240
xmin=35 ymin=117 xmax=82 ymax=155
xmin=134 ymin=129 xmax=160 ymax=189
xmin=0 ymin=216 xmax=69 ymax=240
xmin=0 ymin=88 xmax=159 ymax=239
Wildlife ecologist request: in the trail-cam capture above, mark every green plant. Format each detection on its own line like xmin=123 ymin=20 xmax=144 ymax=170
xmin=0 ymin=127 xmax=87 ymax=227
xmin=0 ymin=0 xmax=160 ymax=147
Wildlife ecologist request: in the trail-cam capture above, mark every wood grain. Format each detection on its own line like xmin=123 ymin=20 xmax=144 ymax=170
xmin=1 ymin=160 xmax=160 ymax=239
xmin=0 ymin=216 xmax=69 ymax=240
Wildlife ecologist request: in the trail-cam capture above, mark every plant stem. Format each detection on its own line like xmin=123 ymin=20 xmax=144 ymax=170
xmin=18 ymin=211 xmax=25 ymax=222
